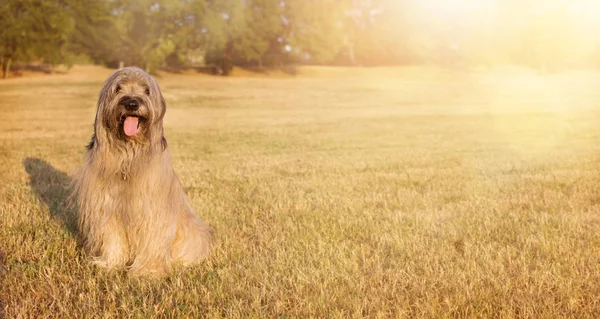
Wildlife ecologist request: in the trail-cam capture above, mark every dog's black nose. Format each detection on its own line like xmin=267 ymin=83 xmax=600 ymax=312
xmin=121 ymin=97 xmax=139 ymax=111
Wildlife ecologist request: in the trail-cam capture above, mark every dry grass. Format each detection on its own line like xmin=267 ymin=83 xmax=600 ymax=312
xmin=1 ymin=65 xmax=600 ymax=318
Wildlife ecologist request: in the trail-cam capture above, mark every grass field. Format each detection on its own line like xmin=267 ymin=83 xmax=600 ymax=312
xmin=1 ymin=65 xmax=600 ymax=317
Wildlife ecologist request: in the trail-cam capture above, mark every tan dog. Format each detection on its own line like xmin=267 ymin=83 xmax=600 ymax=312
xmin=71 ymin=67 xmax=212 ymax=276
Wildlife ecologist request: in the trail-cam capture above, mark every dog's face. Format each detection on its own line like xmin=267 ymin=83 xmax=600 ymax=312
xmin=95 ymin=67 xmax=166 ymax=143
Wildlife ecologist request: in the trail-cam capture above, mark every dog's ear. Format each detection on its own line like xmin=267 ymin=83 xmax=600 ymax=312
xmin=161 ymin=136 xmax=168 ymax=151
xmin=160 ymin=95 xmax=167 ymax=119
xmin=154 ymin=82 xmax=167 ymax=122
xmin=96 ymin=72 xmax=120 ymax=132
xmin=158 ymin=88 xmax=168 ymax=152
xmin=147 ymin=73 xmax=167 ymax=151
xmin=87 ymin=132 xmax=96 ymax=150
xmin=90 ymin=79 xmax=110 ymax=148
xmin=95 ymin=89 xmax=107 ymax=129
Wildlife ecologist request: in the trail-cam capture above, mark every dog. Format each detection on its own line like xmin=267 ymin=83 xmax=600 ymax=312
xmin=71 ymin=67 xmax=212 ymax=276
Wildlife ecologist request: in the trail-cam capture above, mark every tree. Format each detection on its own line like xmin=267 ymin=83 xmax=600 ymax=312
xmin=0 ymin=0 xmax=74 ymax=78
xmin=101 ymin=0 xmax=191 ymax=73
xmin=66 ymin=0 xmax=121 ymax=67
xmin=281 ymin=0 xmax=346 ymax=64
xmin=222 ymin=0 xmax=279 ymax=67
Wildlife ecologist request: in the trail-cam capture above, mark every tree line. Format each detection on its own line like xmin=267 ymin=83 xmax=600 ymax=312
xmin=1 ymin=0 xmax=600 ymax=77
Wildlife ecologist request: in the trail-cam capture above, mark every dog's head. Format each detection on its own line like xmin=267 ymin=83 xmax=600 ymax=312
xmin=93 ymin=67 xmax=166 ymax=145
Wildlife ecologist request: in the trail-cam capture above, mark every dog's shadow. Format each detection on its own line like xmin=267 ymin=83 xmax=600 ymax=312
xmin=23 ymin=157 xmax=78 ymax=236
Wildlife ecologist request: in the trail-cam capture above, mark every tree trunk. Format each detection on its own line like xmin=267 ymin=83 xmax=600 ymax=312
xmin=347 ymin=44 xmax=356 ymax=66
xmin=2 ymin=58 xmax=12 ymax=79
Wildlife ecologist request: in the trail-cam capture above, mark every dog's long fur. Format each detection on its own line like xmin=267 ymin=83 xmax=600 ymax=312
xmin=71 ymin=67 xmax=212 ymax=276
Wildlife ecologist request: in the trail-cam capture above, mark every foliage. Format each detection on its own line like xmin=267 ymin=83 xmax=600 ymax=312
xmin=66 ymin=0 xmax=120 ymax=66
xmin=1 ymin=0 xmax=599 ymax=75
xmin=0 ymin=0 xmax=74 ymax=77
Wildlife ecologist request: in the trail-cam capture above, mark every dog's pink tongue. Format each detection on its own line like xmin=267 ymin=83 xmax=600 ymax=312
xmin=124 ymin=116 xmax=139 ymax=136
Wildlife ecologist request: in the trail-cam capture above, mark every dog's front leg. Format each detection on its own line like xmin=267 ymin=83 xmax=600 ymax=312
xmin=126 ymin=212 xmax=177 ymax=277
xmin=91 ymin=216 xmax=129 ymax=269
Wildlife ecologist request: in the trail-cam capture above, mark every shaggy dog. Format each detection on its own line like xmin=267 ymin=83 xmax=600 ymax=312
xmin=71 ymin=67 xmax=212 ymax=276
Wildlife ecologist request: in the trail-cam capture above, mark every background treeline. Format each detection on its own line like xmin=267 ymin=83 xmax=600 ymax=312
xmin=2 ymin=0 xmax=600 ymax=77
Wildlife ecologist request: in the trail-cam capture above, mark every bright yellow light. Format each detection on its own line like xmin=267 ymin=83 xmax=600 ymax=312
xmin=401 ymin=0 xmax=600 ymax=67
xmin=415 ymin=0 xmax=493 ymax=22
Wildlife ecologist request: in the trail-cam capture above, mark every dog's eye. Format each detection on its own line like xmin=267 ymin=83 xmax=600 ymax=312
xmin=115 ymin=85 xmax=122 ymax=94
xmin=144 ymin=86 xmax=150 ymax=95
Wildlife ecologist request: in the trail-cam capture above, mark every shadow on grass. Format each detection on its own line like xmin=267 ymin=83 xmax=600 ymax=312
xmin=23 ymin=158 xmax=78 ymax=236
